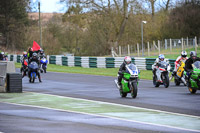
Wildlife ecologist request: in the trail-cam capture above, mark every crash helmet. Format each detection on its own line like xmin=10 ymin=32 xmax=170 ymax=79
xmin=190 ymin=51 xmax=197 ymax=61
xmin=23 ymin=51 xmax=27 ymax=57
xmin=181 ymin=51 xmax=187 ymax=58
xmin=1 ymin=52 xmax=4 ymax=55
xmin=32 ymin=52 xmax=37 ymax=59
xmin=40 ymin=49 xmax=44 ymax=54
xmin=159 ymin=54 xmax=165 ymax=61
xmin=124 ymin=56 xmax=132 ymax=65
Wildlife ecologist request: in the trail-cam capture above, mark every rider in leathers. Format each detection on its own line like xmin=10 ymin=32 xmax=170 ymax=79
xmin=20 ymin=51 xmax=28 ymax=78
xmin=118 ymin=56 xmax=132 ymax=88
xmin=185 ymin=51 xmax=200 ymax=86
xmin=28 ymin=53 xmax=42 ymax=82
xmin=152 ymin=54 xmax=169 ymax=83
xmin=172 ymin=51 xmax=188 ymax=77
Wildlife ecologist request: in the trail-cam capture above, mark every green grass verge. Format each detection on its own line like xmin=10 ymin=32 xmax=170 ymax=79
xmin=15 ymin=63 xmax=153 ymax=80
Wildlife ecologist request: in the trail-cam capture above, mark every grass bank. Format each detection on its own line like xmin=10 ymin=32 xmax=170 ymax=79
xmin=15 ymin=63 xmax=153 ymax=80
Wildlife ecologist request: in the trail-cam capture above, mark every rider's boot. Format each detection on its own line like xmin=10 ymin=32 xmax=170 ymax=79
xmin=118 ymin=81 xmax=122 ymax=90
xmin=170 ymin=71 xmax=176 ymax=80
xmin=38 ymin=76 xmax=42 ymax=82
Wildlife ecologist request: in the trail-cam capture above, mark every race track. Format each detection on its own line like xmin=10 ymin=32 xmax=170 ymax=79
xmin=0 ymin=71 xmax=200 ymax=133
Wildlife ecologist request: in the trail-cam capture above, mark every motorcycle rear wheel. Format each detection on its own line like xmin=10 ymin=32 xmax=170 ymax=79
xmin=131 ymin=82 xmax=138 ymax=98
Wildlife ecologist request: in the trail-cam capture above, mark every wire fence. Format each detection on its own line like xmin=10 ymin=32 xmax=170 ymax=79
xmin=112 ymin=37 xmax=200 ymax=57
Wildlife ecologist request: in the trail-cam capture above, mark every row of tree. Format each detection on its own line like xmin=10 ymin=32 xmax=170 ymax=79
xmin=0 ymin=0 xmax=200 ymax=55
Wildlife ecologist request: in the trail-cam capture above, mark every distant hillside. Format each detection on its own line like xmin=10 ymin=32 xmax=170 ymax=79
xmin=28 ymin=12 xmax=64 ymax=24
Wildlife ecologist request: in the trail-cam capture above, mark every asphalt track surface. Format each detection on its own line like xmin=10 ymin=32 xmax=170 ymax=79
xmin=0 ymin=71 xmax=200 ymax=133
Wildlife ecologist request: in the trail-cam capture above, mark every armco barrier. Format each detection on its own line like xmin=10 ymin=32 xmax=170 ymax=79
xmin=56 ymin=55 xmax=62 ymax=65
xmin=49 ymin=56 xmax=56 ymax=64
xmin=146 ymin=58 xmax=156 ymax=70
xmin=8 ymin=54 xmax=176 ymax=71
xmin=68 ymin=56 xmax=74 ymax=67
xmin=62 ymin=56 xmax=68 ymax=66
xmin=89 ymin=57 xmax=97 ymax=68
xmin=13 ymin=55 xmax=17 ymax=62
xmin=134 ymin=57 xmax=146 ymax=70
xmin=97 ymin=57 xmax=105 ymax=68
xmin=10 ymin=55 xmax=13 ymax=61
xmin=106 ymin=57 xmax=115 ymax=68
xmin=75 ymin=56 xmax=81 ymax=67
xmin=81 ymin=57 xmax=89 ymax=68
xmin=7 ymin=55 xmax=10 ymax=61
xmin=17 ymin=55 xmax=21 ymax=63
xmin=114 ymin=57 xmax=124 ymax=68
xmin=169 ymin=59 xmax=176 ymax=71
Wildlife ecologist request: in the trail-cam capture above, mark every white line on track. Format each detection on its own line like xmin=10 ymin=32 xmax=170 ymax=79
xmin=26 ymin=91 xmax=200 ymax=119
xmin=1 ymin=101 xmax=200 ymax=133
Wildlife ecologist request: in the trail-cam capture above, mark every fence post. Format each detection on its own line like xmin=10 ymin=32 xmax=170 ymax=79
xmin=182 ymin=38 xmax=184 ymax=51
xmin=195 ymin=36 xmax=197 ymax=53
xmin=137 ymin=43 xmax=139 ymax=57
xmin=148 ymin=42 xmax=150 ymax=56
xmin=158 ymin=40 xmax=160 ymax=55
xmin=128 ymin=44 xmax=130 ymax=56
xmin=187 ymin=37 xmax=189 ymax=47
xmin=165 ymin=39 xmax=167 ymax=49
xmin=119 ymin=46 xmax=121 ymax=57
xmin=170 ymin=38 xmax=172 ymax=53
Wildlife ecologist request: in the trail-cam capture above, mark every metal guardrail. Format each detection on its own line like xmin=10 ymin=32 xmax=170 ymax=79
xmin=8 ymin=54 xmax=176 ymax=70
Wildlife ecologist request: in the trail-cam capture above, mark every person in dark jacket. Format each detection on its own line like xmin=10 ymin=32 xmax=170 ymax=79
xmin=117 ymin=56 xmax=132 ymax=88
xmin=27 ymin=47 xmax=33 ymax=61
xmin=28 ymin=53 xmax=42 ymax=82
xmin=185 ymin=51 xmax=200 ymax=86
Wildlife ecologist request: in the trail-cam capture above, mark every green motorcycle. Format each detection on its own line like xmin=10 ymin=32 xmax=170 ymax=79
xmin=115 ymin=64 xmax=140 ymax=98
xmin=185 ymin=61 xmax=200 ymax=94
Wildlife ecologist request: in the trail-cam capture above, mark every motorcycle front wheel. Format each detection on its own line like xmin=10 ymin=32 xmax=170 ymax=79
xmin=153 ymin=75 xmax=160 ymax=87
xmin=31 ymin=73 xmax=36 ymax=83
xmin=131 ymin=82 xmax=138 ymax=98
xmin=174 ymin=76 xmax=180 ymax=86
xmin=163 ymin=74 xmax=169 ymax=88
xmin=42 ymin=65 xmax=46 ymax=73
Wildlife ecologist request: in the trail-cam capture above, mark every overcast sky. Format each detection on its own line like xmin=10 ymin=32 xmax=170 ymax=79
xmin=32 ymin=0 xmax=66 ymax=13
xmin=32 ymin=0 xmax=177 ymax=13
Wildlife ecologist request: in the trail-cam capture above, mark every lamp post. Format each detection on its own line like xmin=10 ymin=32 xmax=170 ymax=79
xmin=38 ymin=2 xmax=42 ymax=47
xmin=141 ymin=21 xmax=147 ymax=57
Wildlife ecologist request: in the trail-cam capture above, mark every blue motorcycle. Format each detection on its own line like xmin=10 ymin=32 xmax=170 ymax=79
xmin=28 ymin=61 xmax=39 ymax=83
xmin=40 ymin=57 xmax=48 ymax=73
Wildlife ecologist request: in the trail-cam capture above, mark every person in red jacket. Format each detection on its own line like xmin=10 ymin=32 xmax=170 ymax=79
xmin=172 ymin=51 xmax=188 ymax=76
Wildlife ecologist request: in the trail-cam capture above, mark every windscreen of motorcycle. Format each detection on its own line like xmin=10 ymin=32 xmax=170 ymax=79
xmin=125 ymin=64 xmax=138 ymax=75
xmin=193 ymin=61 xmax=200 ymax=69
xmin=159 ymin=61 xmax=168 ymax=68
xmin=29 ymin=61 xmax=39 ymax=69
xmin=41 ymin=58 xmax=47 ymax=63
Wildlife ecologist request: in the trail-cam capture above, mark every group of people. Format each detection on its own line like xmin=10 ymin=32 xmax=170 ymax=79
xmin=0 ymin=51 xmax=8 ymax=61
xmin=117 ymin=51 xmax=199 ymax=88
xmin=20 ymin=47 xmax=46 ymax=82
xmin=152 ymin=51 xmax=199 ymax=86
